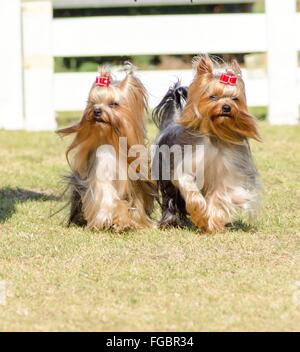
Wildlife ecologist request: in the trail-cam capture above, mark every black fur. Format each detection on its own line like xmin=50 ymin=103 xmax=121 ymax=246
xmin=152 ymin=82 xmax=191 ymax=228
xmin=153 ymin=81 xmax=187 ymax=131
xmin=65 ymin=173 xmax=87 ymax=227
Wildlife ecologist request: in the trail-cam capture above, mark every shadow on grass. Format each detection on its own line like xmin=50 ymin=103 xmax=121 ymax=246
xmin=225 ymin=220 xmax=256 ymax=232
xmin=0 ymin=187 xmax=59 ymax=223
xmin=154 ymin=219 xmax=256 ymax=235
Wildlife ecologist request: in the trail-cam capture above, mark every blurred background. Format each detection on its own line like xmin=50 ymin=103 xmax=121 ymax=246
xmin=0 ymin=0 xmax=299 ymax=130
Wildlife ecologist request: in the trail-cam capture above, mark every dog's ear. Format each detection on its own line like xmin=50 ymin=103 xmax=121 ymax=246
xmin=56 ymin=123 xmax=81 ymax=137
xmin=119 ymin=61 xmax=148 ymax=115
xmin=97 ymin=65 xmax=111 ymax=78
xmin=119 ymin=61 xmax=137 ymax=91
xmin=56 ymin=105 xmax=93 ymax=137
xmin=231 ymin=59 xmax=242 ymax=75
xmin=116 ymin=62 xmax=148 ymax=146
xmin=193 ymin=54 xmax=213 ymax=76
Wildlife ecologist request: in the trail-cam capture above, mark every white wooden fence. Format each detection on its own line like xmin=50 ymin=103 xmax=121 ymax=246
xmin=0 ymin=0 xmax=299 ymax=130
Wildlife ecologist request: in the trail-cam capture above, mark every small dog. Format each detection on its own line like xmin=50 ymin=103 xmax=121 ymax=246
xmin=57 ymin=63 xmax=154 ymax=231
xmin=153 ymin=54 xmax=261 ymax=233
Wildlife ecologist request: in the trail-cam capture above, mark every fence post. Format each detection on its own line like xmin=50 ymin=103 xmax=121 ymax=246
xmin=266 ymin=0 xmax=299 ymax=125
xmin=22 ymin=0 xmax=56 ymax=131
xmin=0 ymin=0 xmax=24 ymax=129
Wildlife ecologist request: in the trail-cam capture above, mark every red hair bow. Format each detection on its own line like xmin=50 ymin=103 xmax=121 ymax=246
xmin=219 ymin=73 xmax=238 ymax=86
xmin=95 ymin=76 xmax=111 ymax=87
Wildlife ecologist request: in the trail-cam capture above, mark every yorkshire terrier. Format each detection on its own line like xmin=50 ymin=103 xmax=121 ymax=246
xmin=57 ymin=63 xmax=155 ymax=231
xmin=153 ymin=54 xmax=261 ymax=233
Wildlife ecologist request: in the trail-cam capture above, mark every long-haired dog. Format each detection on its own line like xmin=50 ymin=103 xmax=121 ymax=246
xmin=57 ymin=63 xmax=154 ymax=231
xmin=153 ymin=54 xmax=261 ymax=233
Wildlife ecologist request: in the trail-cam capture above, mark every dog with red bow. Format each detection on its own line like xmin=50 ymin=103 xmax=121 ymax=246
xmin=153 ymin=54 xmax=261 ymax=233
xmin=57 ymin=63 xmax=155 ymax=231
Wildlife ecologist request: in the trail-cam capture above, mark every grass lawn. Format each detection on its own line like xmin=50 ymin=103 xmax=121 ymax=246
xmin=0 ymin=121 xmax=299 ymax=332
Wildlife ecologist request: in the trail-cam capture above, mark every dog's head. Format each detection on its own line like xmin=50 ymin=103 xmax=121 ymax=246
xmin=179 ymin=55 xmax=260 ymax=144
xmin=56 ymin=62 xmax=147 ymax=174
xmin=79 ymin=63 xmax=147 ymax=142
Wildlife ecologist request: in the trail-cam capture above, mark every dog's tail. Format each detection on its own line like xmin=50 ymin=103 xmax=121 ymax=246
xmin=152 ymin=81 xmax=188 ymax=130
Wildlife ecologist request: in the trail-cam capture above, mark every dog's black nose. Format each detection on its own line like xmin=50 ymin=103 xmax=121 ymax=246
xmin=94 ymin=107 xmax=102 ymax=118
xmin=222 ymin=104 xmax=231 ymax=114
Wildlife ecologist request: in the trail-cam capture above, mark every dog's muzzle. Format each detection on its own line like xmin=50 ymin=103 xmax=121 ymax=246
xmin=93 ymin=107 xmax=107 ymax=123
xmin=222 ymin=104 xmax=231 ymax=114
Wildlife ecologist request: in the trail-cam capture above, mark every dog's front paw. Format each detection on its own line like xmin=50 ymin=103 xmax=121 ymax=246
xmin=113 ymin=222 xmax=132 ymax=233
xmin=185 ymin=191 xmax=208 ymax=229
xmin=203 ymin=217 xmax=226 ymax=234
xmin=112 ymin=201 xmax=133 ymax=232
xmin=190 ymin=215 xmax=208 ymax=230
xmin=92 ymin=210 xmax=113 ymax=230
xmin=159 ymin=211 xmax=188 ymax=229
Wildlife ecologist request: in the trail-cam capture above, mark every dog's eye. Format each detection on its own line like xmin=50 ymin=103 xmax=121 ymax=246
xmin=209 ymin=95 xmax=218 ymax=101
xmin=109 ymin=102 xmax=119 ymax=108
xmin=232 ymin=96 xmax=239 ymax=101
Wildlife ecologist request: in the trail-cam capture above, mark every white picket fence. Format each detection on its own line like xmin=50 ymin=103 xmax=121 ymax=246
xmin=0 ymin=0 xmax=299 ymax=130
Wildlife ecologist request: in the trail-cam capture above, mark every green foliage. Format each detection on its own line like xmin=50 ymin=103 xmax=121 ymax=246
xmin=249 ymin=106 xmax=267 ymax=121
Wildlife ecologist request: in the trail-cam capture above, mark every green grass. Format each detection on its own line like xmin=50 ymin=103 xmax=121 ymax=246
xmin=0 ymin=121 xmax=300 ymax=332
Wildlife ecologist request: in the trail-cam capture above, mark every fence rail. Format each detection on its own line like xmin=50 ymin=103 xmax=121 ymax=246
xmin=54 ymin=68 xmax=300 ymax=111
xmin=53 ymin=0 xmax=255 ymax=8
xmin=0 ymin=0 xmax=299 ymax=130
xmin=53 ymin=14 xmax=268 ymax=56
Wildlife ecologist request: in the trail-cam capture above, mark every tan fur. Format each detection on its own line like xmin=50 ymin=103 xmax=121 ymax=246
xmin=176 ymin=55 xmax=261 ymax=233
xmin=57 ymin=63 xmax=155 ymax=231
xmin=178 ymin=54 xmax=261 ymax=145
